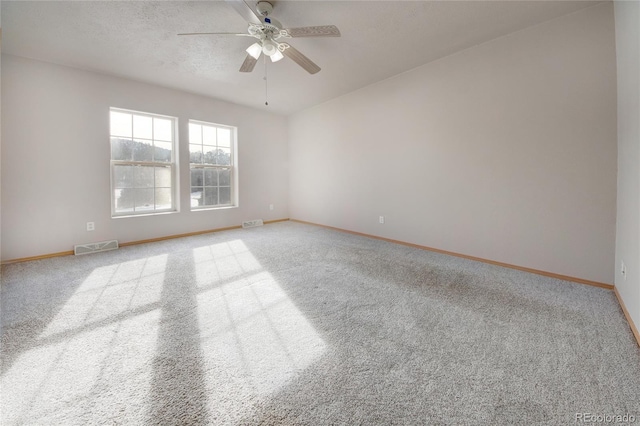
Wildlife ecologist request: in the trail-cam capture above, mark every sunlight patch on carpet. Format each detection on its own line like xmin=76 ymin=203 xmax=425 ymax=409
xmin=193 ymin=242 xmax=326 ymax=420
xmin=1 ymin=310 xmax=162 ymax=424
xmin=193 ymin=240 xmax=262 ymax=287
xmin=2 ymin=254 xmax=169 ymax=423
xmin=40 ymin=254 xmax=167 ymax=338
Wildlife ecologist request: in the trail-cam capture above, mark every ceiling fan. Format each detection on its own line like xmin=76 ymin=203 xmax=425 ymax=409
xmin=179 ymin=0 xmax=340 ymax=74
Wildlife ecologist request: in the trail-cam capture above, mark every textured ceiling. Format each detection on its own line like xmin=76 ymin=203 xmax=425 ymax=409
xmin=1 ymin=1 xmax=600 ymax=115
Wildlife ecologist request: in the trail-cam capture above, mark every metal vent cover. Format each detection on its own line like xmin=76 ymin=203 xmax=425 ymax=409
xmin=74 ymin=240 xmax=119 ymax=255
xmin=242 ymin=219 xmax=264 ymax=228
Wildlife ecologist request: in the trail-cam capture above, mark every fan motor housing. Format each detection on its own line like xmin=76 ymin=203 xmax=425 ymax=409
xmin=256 ymin=1 xmax=273 ymax=16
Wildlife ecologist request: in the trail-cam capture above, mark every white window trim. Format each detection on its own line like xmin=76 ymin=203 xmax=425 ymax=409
xmin=189 ymin=120 xmax=238 ymax=210
xmin=110 ymin=108 xmax=179 ymax=217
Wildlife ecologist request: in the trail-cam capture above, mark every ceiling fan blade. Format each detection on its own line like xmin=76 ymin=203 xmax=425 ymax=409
xmin=239 ymin=53 xmax=258 ymax=72
xmin=178 ymin=32 xmax=252 ymax=37
xmin=225 ymin=0 xmax=262 ymax=25
xmin=283 ymin=25 xmax=341 ymax=38
xmin=280 ymin=43 xmax=321 ymax=74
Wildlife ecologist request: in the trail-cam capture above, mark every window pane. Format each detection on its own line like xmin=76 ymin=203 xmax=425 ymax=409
xmin=154 ymin=141 xmax=172 ymax=163
xmin=114 ymin=188 xmax=134 ymax=213
xmin=215 ymin=148 xmax=231 ymax=166
xmin=110 ymin=109 xmax=177 ymax=216
xmin=114 ymin=165 xmax=134 ymax=188
xmin=133 ymin=139 xmax=154 ymax=162
xmin=155 ymin=166 xmax=171 ymax=187
xmin=186 ymin=121 xmax=234 ymax=211
xmin=155 ymin=188 xmax=172 ymax=210
xmin=189 ymin=123 xmax=202 ymax=145
xmin=217 ymin=128 xmax=231 ymax=147
xmin=219 ymin=187 xmax=231 ymax=205
xmin=202 ymin=125 xmax=216 ymax=146
xmin=190 ymin=144 xmax=203 ymax=164
xmin=203 ymin=147 xmax=217 ymax=165
xmin=191 ymin=187 xmax=203 ymax=208
xmin=110 ymin=111 xmax=132 ymax=137
xmin=204 ymin=187 xmax=218 ymax=206
xmin=134 ymin=188 xmax=154 ymax=211
xmin=204 ymin=168 xmax=218 ymax=186
xmin=111 ymin=138 xmax=133 ymax=161
xmin=191 ymin=169 xmax=204 ymax=186
xmin=219 ymin=169 xmax=231 ymax=186
xmin=154 ymin=118 xmax=172 ymax=142
xmin=133 ymin=115 xmax=152 ymax=139
xmin=136 ymin=166 xmax=155 ymax=188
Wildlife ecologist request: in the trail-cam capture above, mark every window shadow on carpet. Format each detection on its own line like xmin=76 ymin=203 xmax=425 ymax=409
xmin=148 ymin=250 xmax=210 ymax=424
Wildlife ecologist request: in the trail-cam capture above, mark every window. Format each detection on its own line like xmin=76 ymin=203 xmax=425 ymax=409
xmin=110 ymin=109 xmax=177 ymax=216
xmin=189 ymin=120 xmax=237 ymax=209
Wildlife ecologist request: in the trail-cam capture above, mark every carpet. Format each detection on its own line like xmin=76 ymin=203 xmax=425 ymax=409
xmin=1 ymin=221 xmax=639 ymax=424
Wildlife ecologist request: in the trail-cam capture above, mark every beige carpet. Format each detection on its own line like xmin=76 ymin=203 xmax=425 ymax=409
xmin=2 ymin=221 xmax=639 ymax=424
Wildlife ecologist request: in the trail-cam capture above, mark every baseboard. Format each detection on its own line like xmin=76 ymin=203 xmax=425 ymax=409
xmin=119 ymin=218 xmax=289 ymax=247
xmin=1 ymin=250 xmax=76 ymax=265
xmin=1 ymin=218 xmax=290 ymax=265
xmin=290 ymin=219 xmax=614 ymax=290
xmin=118 ymin=225 xmax=243 ymax=247
xmin=614 ymin=287 xmax=640 ymax=347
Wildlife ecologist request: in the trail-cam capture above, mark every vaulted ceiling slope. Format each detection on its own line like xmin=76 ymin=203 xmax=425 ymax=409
xmin=1 ymin=1 xmax=600 ymax=115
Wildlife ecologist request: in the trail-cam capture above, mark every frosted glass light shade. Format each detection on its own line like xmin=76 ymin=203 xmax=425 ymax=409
xmin=246 ymin=43 xmax=262 ymax=60
xmin=270 ymin=50 xmax=284 ymax=62
xmin=262 ymin=40 xmax=278 ymax=56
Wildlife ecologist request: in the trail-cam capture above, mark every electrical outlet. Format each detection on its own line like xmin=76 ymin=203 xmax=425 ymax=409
xmin=269 ymin=204 xmax=274 ymax=211
xmin=621 ymin=261 xmax=626 ymax=280
xmin=86 ymin=222 xmax=95 ymax=231
xmin=379 ymin=216 xmax=385 ymax=224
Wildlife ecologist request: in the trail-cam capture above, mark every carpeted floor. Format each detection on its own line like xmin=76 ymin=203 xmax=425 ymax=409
xmin=1 ymin=221 xmax=639 ymax=425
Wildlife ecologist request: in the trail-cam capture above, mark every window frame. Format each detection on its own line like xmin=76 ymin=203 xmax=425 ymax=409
xmin=188 ymin=119 xmax=238 ymax=210
xmin=109 ymin=108 xmax=179 ymax=217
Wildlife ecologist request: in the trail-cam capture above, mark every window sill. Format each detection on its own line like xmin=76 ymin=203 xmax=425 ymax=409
xmin=191 ymin=205 xmax=238 ymax=213
xmin=112 ymin=210 xmax=179 ymax=219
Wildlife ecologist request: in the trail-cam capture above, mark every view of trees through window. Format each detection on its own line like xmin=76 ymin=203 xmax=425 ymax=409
xmin=110 ymin=109 xmax=176 ymax=215
xmin=189 ymin=121 xmax=235 ymax=209
xmin=110 ymin=110 xmax=235 ymax=215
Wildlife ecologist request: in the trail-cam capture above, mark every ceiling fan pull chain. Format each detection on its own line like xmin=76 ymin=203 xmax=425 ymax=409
xmin=264 ymin=54 xmax=269 ymax=106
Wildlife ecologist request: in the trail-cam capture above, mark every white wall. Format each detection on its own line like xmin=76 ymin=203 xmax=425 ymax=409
xmin=1 ymin=19 xmax=3 ymax=264
xmin=614 ymin=1 xmax=640 ymax=330
xmin=1 ymin=55 xmax=289 ymax=261
xmin=289 ymin=3 xmax=617 ymax=284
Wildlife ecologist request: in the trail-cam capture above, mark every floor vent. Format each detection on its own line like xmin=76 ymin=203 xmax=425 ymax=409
xmin=242 ymin=219 xmax=264 ymax=228
xmin=74 ymin=240 xmax=119 ymax=255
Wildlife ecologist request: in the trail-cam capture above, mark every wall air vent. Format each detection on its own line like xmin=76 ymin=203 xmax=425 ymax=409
xmin=74 ymin=240 xmax=119 ymax=255
xmin=242 ymin=219 xmax=264 ymax=228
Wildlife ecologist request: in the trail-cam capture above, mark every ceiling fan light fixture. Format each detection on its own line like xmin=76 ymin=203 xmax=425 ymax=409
xmin=246 ymin=42 xmax=262 ymax=59
xmin=270 ymin=50 xmax=284 ymax=62
xmin=181 ymin=0 xmax=340 ymax=75
xmin=261 ymin=39 xmax=278 ymax=56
